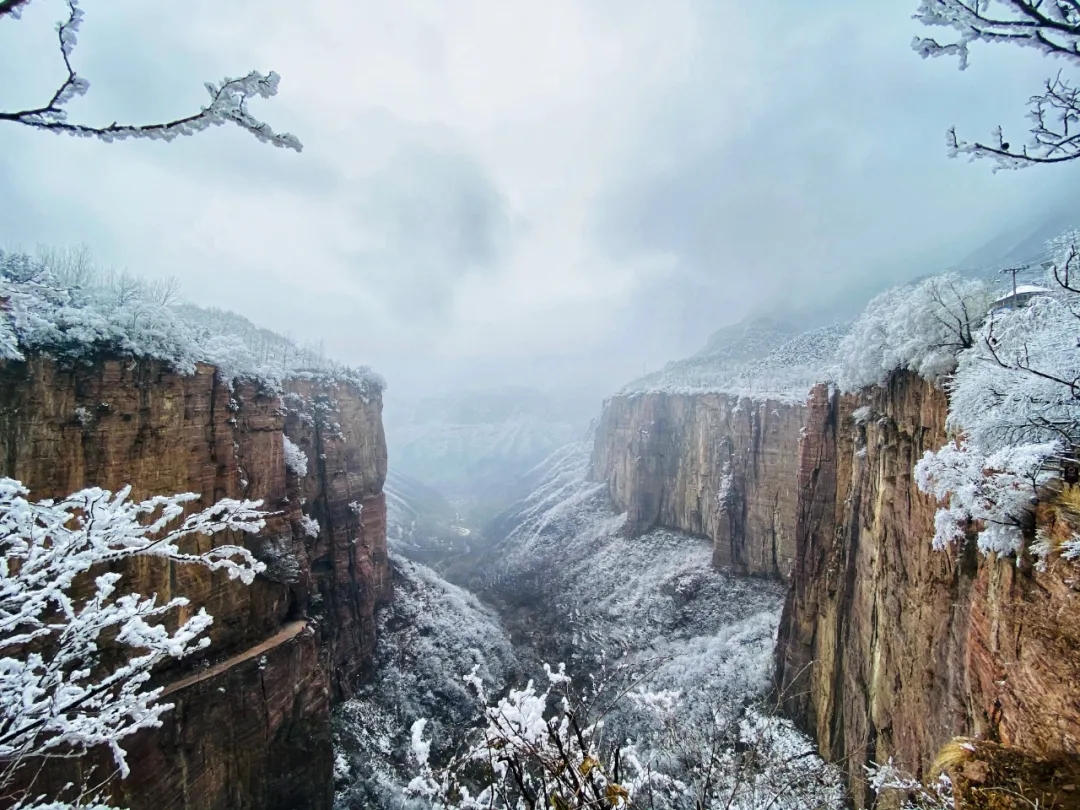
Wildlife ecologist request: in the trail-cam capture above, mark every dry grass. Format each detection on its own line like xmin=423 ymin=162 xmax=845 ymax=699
xmin=931 ymin=737 xmax=1080 ymax=810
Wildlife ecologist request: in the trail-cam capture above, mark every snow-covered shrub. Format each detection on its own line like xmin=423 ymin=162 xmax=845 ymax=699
xmin=865 ymin=759 xmax=954 ymax=810
xmin=0 ymin=479 xmax=266 ymax=809
xmin=838 ymin=274 xmax=995 ymax=391
xmin=408 ymin=661 xmax=845 ymax=810
xmin=0 ymin=249 xmax=383 ymax=395
xmin=282 ymin=435 xmax=308 ymax=477
xmin=915 ymin=439 xmax=1058 ymax=556
xmin=948 ymin=285 xmax=1080 ymax=452
xmin=299 ymin=514 xmax=320 ymax=539
xmin=916 ymin=234 xmax=1080 ymax=562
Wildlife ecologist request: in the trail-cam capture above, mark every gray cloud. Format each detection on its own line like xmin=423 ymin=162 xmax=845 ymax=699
xmin=3 ymin=0 xmax=1080 ymax=405
xmin=343 ymin=143 xmax=515 ymax=319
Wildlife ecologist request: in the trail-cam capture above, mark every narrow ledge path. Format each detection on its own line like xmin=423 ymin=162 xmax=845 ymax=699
xmin=160 ymin=619 xmax=308 ymax=697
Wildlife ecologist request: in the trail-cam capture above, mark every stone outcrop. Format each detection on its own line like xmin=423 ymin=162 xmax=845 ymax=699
xmin=774 ymin=372 xmax=1080 ymax=807
xmin=590 ymin=392 xmax=805 ymax=578
xmin=0 ymin=356 xmax=388 ymax=810
xmin=282 ymin=376 xmax=391 ymax=699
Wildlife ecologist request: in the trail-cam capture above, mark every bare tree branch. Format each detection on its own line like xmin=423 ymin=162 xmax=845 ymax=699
xmin=0 ymin=0 xmax=302 ymax=151
xmin=913 ymin=1 xmax=1080 ymax=168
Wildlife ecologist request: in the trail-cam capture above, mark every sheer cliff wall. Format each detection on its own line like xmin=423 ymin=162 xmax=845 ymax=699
xmin=590 ymin=392 xmax=805 ymax=578
xmin=774 ymin=372 xmax=1080 ymax=807
xmin=0 ymin=356 xmax=389 ymax=810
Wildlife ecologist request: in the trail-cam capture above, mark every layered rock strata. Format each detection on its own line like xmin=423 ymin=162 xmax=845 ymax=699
xmin=774 ymin=372 xmax=1080 ymax=807
xmin=590 ymin=392 xmax=805 ymax=578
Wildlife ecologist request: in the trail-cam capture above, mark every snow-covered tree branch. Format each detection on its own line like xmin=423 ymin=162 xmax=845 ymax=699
xmin=913 ymin=232 xmax=1080 ymax=562
xmin=0 ymin=479 xmax=267 ymax=809
xmin=913 ymin=0 xmax=1080 ymax=169
xmin=407 ymin=662 xmax=842 ymax=810
xmin=838 ymin=274 xmax=995 ymax=391
xmin=0 ymin=1 xmax=302 ymax=151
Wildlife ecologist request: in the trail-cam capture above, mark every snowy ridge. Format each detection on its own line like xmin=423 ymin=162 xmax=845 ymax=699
xmin=622 ymin=322 xmax=848 ymax=403
xmin=0 ymin=250 xmax=383 ymax=393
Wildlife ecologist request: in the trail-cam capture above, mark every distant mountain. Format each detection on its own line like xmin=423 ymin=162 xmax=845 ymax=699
xmin=952 ymin=211 xmax=1079 ymax=275
xmin=620 ymin=208 xmax=1080 ymax=399
xmin=384 ymin=387 xmax=589 ymax=518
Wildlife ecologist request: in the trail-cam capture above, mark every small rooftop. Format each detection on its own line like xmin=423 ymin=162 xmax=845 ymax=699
xmin=989 ymin=284 xmax=1053 ymax=309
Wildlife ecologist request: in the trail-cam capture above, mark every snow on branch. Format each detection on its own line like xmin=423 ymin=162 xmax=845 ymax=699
xmin=282 ymin=435 xmax=308 ymax=477
xmin=0 ymin=1 xmax=301 ymax=151
xmin=915 ymin=438 xmax=1057 ymax=555
xmin=913 ymin=0 xmax=1080 ymax=169
xmin=838 ymin=273 xmax=995 ymax=391
xmin=0 ymin=479 xmax=266 ymax=807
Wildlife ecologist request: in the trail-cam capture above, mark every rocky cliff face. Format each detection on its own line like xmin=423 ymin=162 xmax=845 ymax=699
xmin=283 ymin=376 xmax=391 ymax=699
xmin=0 ymin=356 xmax=388 ymax=810
xmin=774 ymin=372 xmax=1080 ymax=807
xmin=590 ymin=392 xmax=804 ymax=578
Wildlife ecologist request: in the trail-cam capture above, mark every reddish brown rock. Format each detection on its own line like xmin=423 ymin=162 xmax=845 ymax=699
xmin=590 ymin=392 xmax=805 ymax=578
xmin=0 ymin=356 xmax=388 ymax=810
xmin=282 ymin=375 xmax=391 ymax=699
xmin=775 ymin=371 xmax=1080 ymax=807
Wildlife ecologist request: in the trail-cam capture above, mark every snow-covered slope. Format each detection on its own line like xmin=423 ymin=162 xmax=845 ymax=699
xmin=477 ymin=442 xmax=845 ymax=808
xmin=333 ymin=440 xmax=843 ymax=809
xmin=332 ymin=557 xmax=520 ymax=810
xmin=622 ymin=318 xmax=847 ymax=402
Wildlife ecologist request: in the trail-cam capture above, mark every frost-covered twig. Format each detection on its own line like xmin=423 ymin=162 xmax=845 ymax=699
xmin=0 ymin=1 xmax=301 ymax=151
xmin=0 ymin=478 xmax=266 ymax=808
xmin=913 ymin=0 xmax=1080 ymax=169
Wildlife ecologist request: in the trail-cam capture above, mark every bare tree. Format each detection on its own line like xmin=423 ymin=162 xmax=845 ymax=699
xmin=34 ymin=243 xmax=96 ymax=288
xmin=913 ymin=0 xmax=1080 ymax=168
xmin=0 ymin=0 xmax=302 ymax=151
xmin=148 ymin=276 xmax=182 ymax=308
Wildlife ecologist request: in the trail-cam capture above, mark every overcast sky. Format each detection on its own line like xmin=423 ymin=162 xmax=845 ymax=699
xmin=2 ymin=0 xmax=1080 ymax=406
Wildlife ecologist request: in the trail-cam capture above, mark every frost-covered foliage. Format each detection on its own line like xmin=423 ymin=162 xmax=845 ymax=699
xmin=0 ymin=479 xmax=266 ymax=809
xmin=915 ymin=439 xmax=1058 ymax=555
xmin=332 ymin=557 xmax=519 ymax=810
xmin=913 ymin=0 xmax=1080 ymax=170
xmin=865 ymin=760 xmax=954 ymax=810
xmin=299 ymin=514 xmax=320 ymax=539
xmin=1 ymin=1 xmax=301 ymax=151
xmin=282 ymin=435 xmax=308 ymax=477
xmin=409 ymin=658 xmax=844 ymax=810
xmin=407 ymin=664 xmax=685 ymax=810
xmin=623 ymin=321 xmax=848 ymax=403
xmin=0 ymin=249 xmax=383 ymax=394
xmin=916 ymin=234 xmax=1080 ymax=561
xmin=838 ymin=274 xmax=995 ymax=391
xmin=948 ymin=271 xmax=1080 ymax=451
